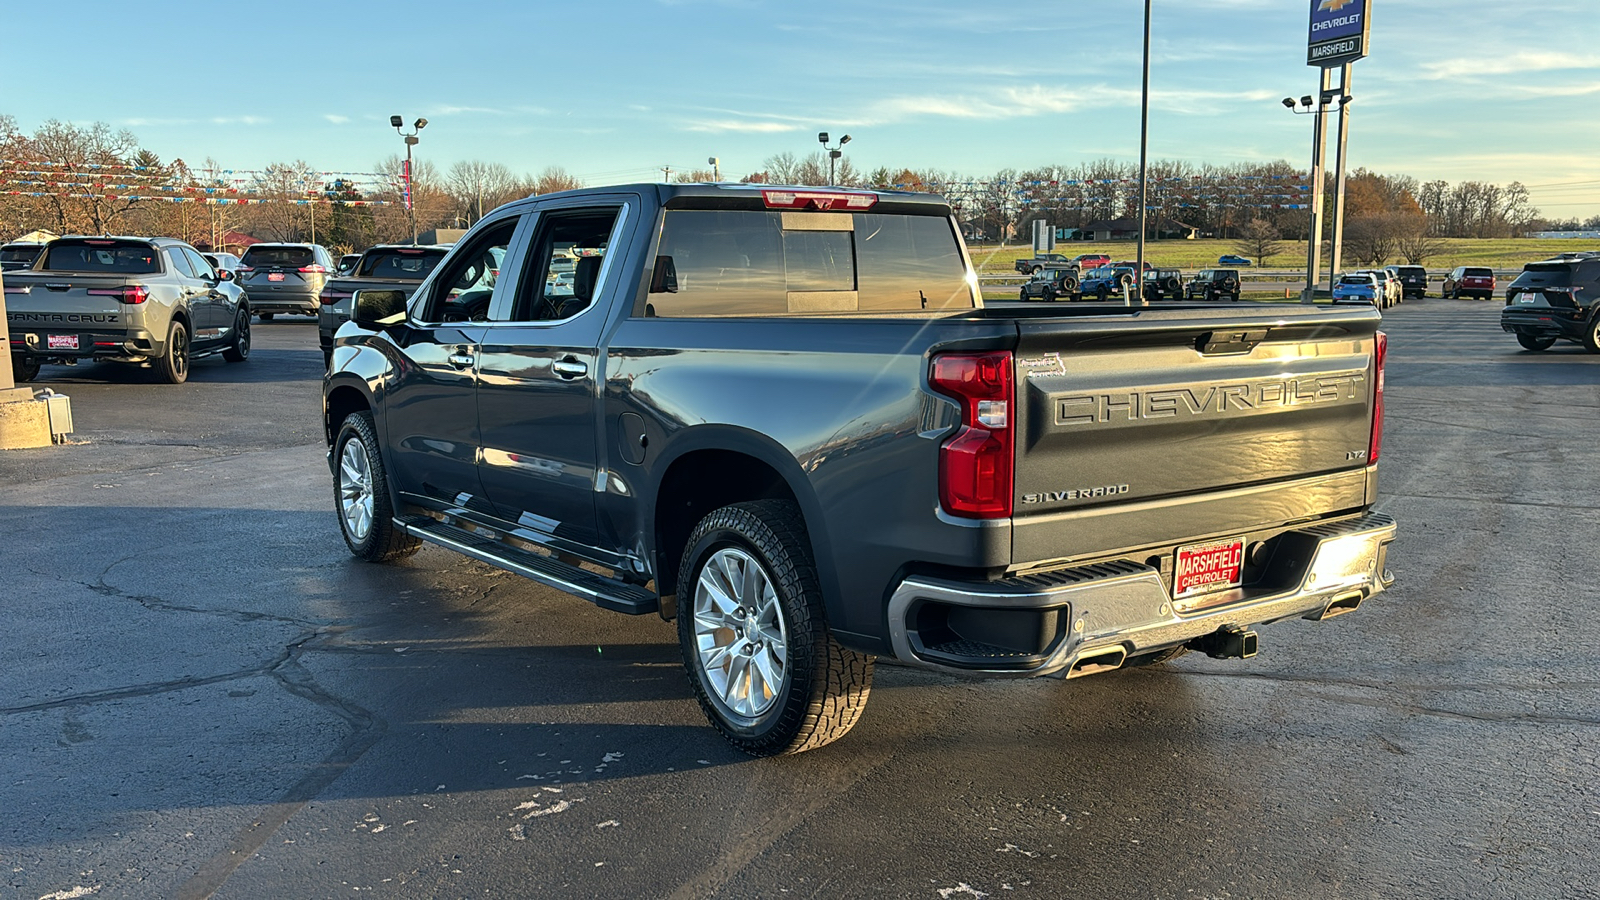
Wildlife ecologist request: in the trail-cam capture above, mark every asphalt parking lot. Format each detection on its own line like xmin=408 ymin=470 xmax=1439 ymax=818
xmin=3 ymin=302 xmax=1598 ymax=900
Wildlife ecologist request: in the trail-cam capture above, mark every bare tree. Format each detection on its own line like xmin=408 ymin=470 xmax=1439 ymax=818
xmin=1233 ymin=219 xmax=1283 ymax=266
xmin=761 ymin=152 xmax=803 ymax=185
xmin=446 ymin=160 xmax=518 ymax=224
xmin=1394 ymin=216 xmax=1447 ymax=265
xmin=1344 ymin=213 xmax=1408 ymax=267
xmin=245 ymin=161 xmax=316 ymax=242
xmin=526 ymin=166 xmax=583 ymax=196
xmin=28 ymin=119 xmax=153 ymax=234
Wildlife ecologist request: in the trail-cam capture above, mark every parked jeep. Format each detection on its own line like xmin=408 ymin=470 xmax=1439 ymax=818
xmin=1018 ymin=268 xmax=1079 ymax=301
xmin=1185 ymin=268 xmax=1242 ymax=301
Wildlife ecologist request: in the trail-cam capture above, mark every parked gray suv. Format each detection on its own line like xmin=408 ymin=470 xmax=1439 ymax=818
xmin=238 ymin=243 xmax=335 ymax=320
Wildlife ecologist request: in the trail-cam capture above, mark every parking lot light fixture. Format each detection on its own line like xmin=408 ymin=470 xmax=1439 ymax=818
xmin=392 ymin=115 xmax=426 ymax=244
xmin=819 ymin=133 xmax=851 ymax=186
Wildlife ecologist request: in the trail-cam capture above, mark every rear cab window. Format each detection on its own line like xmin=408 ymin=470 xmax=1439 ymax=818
xmin=41 ymin=239 xmax=162 ymax=274
xmin=241 ymin=246 xmax=315 ymax=269
xmin=646 ymin=209 xmax=974 ymax=317
xmin=357 ymin=247 xmax=448 ymax=280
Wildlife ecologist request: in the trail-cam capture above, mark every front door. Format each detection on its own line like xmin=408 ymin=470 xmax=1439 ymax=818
xmin=381 ymin=215 xmax=526 ymax=514
xmin=474 ymin=202 xmax=631 ymax=554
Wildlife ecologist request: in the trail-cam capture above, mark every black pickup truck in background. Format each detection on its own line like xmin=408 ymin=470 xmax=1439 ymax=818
xmin=324 ymin=183 xmax=1396 ymax=756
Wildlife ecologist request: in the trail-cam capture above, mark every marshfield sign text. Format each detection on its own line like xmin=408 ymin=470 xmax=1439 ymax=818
xmin=1307 ymin=0 xmax=1370 ymax=67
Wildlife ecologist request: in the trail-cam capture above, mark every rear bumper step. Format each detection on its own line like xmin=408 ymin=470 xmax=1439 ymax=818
xmin=396 ymin=515 xmax=657 ymax=615
xmin=886 ymin=511 xmax=1396 ymax=676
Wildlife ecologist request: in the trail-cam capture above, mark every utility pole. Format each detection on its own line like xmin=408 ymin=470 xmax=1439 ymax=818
xmin=1328 ymin=64 xmax=1354 ymax=285
xmin=662 ymin=166 xmax=672 ymax=183
xmin=1303 ymin=67 xmax=1331 ymax=304
xmin=1132 ymin=0 xmax=1151 ymax=308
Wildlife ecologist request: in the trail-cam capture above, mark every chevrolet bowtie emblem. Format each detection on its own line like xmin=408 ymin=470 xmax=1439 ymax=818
xmin=1318 ymin=0 xmax=1356 ymax=10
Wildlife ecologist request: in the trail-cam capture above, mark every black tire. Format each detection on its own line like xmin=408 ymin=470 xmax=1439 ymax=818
xmin=222 ymin=310 xmax=251 ymax=363
xmin=1059 ymin=275 xmax=1079 ymax=295
xmin=333 ymin=411 xmax=422 ymax=562
xmin=1517 ymin=333 xmax=1556 ymax=352
xmin=12 ymin=358 xmax=40 ymax=383
xmin=258 ymin=312 xmax=275 ymax=321
xmin=1097 ymin=285 xmax=1110 ymax=301
xmin=155 ymin=320 xmax=189 ymax=384
xmin=1124 ymin=646 xmax=1191 ymax=668
xmin=677 ymin=500 xmax=873 ymax=756
xmin=1585 ymin=317 xmax=1600 ymax=354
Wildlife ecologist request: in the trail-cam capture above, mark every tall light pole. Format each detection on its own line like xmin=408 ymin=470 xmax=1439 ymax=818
xmin=708 ymin=157 xmax=721 ymax=182
xmin=1283 ymin=87 xmax=1351 ymax=302
xmin=818 ymin=132 xmax=851 ymax=185
xmin=390 ymin=115 xmax=427 ymax=245
xmin=1132 ymin=0 xmax=1152 ymax=308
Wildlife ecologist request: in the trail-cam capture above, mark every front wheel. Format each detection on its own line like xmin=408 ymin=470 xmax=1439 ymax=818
xmin=1517 ymin=333 xmax=1557 ymax=352
xmin=223 ymin=310 xmax=251 ymax=362
xmin=678 ymin=500 xmax=873 ymax=756
xmin=1097 ymin=285 xmax=1110 ymax=301
xmin=155 ymin=320 xmax=189 ymax=384
xmin=334 ymin=411 xmax=422 ymax=562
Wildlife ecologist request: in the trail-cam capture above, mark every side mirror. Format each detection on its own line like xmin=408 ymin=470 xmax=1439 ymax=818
xmin=353 ymin=289 xmax=408 ymax=327
xmin=649 ymin=255 xmax=678 ymax=293
xmin=219 ymin=270 xmax=235 ymax=282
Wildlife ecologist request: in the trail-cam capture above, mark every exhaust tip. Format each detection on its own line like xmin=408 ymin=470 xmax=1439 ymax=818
xmin=1311 ymin=591 xmax=1364 ymax=621
xmin=1066 ymin=646 xmax=1127 ymax=678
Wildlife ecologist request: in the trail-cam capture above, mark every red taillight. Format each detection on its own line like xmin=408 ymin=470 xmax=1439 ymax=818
xmin=931 ymin=351 xmax=1013 ymax=519
xmin=87 ymin=285 xmax=148 ymax=304
xmin=299 ymin=264 xmax=326 ymax=274
xmin=1369 ymin=331 xmax=1386 ymax=464
xmin=319 ymin=289 xmax=354 ymax=306
xmin=761 ymin=189 xmax=877 ymax=211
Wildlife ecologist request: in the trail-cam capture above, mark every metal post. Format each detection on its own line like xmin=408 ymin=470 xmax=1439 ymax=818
xmin=1328 ymin=64 xmax=1353 ymax=286
xmin=406 ymin=143 xmax=417 ymax=245
xmin=1132 ymin=0 xmax=1151 ymax=307
xmin=1303 ymin=67 xmax=1332 ymax=303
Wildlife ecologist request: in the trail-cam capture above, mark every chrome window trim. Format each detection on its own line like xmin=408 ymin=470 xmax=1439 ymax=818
xmin=480 ymin=201 xmax=630 ymax=330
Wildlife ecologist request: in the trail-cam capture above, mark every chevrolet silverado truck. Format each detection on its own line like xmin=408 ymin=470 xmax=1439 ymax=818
xmin=323 ymin=183 xmax=1396 ymax=756
xmin=316 ymin=244 xmax=452 ymax=366
xmin=6 ymin=236 xmax=249 ymax=383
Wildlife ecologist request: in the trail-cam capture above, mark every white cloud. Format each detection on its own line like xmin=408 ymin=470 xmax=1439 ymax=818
xmin=684 ymin=120 xmax=800 ymax=133
xmin=1419 ymin=52 xmax=1600 ymax=80
xmin=323 ymin=114 xmax=350 ymax=125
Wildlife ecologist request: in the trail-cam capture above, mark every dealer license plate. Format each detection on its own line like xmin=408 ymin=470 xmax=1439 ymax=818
xmin=1174 ymin=538 xmax=1245 ymax=599
xmin=47 ymin=334 xmax=79 ymax=350
xmin=267 ymin=272 xmax=285 ymax=282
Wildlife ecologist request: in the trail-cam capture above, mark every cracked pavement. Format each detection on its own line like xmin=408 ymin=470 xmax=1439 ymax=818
xmin=2 ymin=307 xmax=1599 ymax=899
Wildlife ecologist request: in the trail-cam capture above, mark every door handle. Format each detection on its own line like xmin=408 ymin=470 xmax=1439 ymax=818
xmin=447 ymin=352 xmax=476 ymax=369
xmin=552 ymin=358 xmax=588 ymax=379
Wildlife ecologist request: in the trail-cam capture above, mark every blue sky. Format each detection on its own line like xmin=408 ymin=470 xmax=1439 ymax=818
xmin=4 ymin=0 xmax=1597 ymax=216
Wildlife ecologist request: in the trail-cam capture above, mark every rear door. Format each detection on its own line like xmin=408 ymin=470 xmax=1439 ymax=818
xmin=1009 ymin=307 xmax=1380 ymax=560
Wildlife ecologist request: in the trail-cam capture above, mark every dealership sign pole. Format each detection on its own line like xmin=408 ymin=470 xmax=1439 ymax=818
xmin=1303 ymin=0 xmax=1370 ymax=302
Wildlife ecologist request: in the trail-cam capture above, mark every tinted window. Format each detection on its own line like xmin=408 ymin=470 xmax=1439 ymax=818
xmin=416 ymin=219 xmax=519 ymax=323
xmin=180 ymin=248 xmax=212 ymax=279
xmin=167 ymin=248 xmax=198 ymax=278
xmin=357 ymin=248 xmax=448 ymax=280
xmin=649 ymin=209 xmax=972 ymax=317
xmin=241 ymin=246 xmax=315 ymax=268
xmin=42 ymin=240 xmax=161 ymax=274
xmin=1463 ymin=267 xmax=1494 ymax=277
xmin=0 ymin=245 xmax=40 ymax=264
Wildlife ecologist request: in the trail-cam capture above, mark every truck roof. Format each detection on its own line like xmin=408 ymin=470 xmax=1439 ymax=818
xmin=518 ymin=182 xmax=953 ymax=215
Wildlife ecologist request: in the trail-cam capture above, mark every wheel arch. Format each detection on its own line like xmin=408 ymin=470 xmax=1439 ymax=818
xmin=650 ymin=426 xmax=835 ymax=619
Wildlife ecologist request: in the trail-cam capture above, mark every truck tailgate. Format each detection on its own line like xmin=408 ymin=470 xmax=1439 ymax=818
xmin=1010 ymin=306 xmax=1381 ymax=563
xmin=4 ymin=272 xmax=142 ymax=329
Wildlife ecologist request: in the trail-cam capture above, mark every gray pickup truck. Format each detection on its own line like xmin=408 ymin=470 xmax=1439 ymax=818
xmin=5 ymin=236 xmax=250 ymax=383
xmin=323 ymin=183 xmax=1396 ymax=756
xmin=316 ymin=244 xmax=452 ymax=366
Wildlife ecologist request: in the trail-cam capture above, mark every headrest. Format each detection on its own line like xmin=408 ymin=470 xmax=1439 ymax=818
xmin=574 ymin=255 xmax=602 ymax=300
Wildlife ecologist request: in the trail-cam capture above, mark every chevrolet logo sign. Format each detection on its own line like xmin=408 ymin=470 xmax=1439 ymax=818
xmin=1318 ymin=0 xmax=1356 ymax=10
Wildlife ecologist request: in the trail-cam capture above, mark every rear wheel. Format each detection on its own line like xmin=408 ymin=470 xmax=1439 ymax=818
xmin=677 ymin=500 xmax=873 ymax=756
xmin=222 ymin=310 xmax=251 ymax=362
xmin=1585 ymin=317 xmax=1600 ymax=353
xmin=12 ymin=358 xmax=40 ymax=383
xmin=1517 ymin=333 xmax=1556 ymax=352
xmin=155 ymin=320 xmax=189 ymax=384
xmin=334 ymin=411 xmax=422 ymax=562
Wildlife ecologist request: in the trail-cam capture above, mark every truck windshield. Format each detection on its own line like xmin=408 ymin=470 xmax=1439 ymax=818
xmin=41 ymin=240 xmax=161 ymax=274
